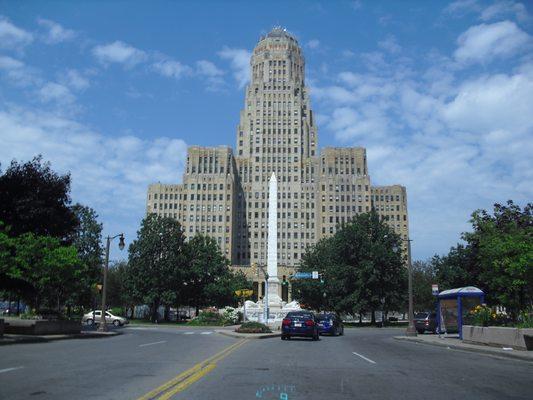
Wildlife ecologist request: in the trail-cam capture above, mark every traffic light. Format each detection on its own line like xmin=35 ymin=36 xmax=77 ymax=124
xmin=282 ymin=275 xmax=288 ymax=286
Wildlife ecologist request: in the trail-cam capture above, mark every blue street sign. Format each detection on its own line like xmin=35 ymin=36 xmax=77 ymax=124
xmin=293 ymin=272 xmax=313 ymax=279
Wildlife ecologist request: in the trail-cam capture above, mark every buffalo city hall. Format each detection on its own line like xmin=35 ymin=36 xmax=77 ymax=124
xmin=146 ymin=28 xmax=409 ymax=301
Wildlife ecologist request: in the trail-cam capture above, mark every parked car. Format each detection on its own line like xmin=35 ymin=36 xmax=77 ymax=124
xmin=82 ymin=310 xmax=128 ymax=327
xmin=414 ymin=312 xmax=438 ymax=334
xmin=281 ymin=311 xmax=320 ymax=341
xmin=317 ymin=313 xmax=344 ymax=336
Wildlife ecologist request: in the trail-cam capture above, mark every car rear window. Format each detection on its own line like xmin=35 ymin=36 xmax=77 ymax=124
xmin=287 ymin=312 xmax=313 ymax=319
xmin=316 ymin=314 xmax=334 ymax=321
xmin=414 ymin=313 xmax=429 ymax=319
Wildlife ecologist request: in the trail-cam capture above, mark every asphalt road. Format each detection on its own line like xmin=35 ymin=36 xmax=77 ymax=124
xmin=0 ymin=327 xmax=531 ymax=400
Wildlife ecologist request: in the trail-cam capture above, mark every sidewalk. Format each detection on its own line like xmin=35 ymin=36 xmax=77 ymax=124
xmin=394 ymin=334 xmax=533 ymax=362
xmin=0 ymin=330 xmax=121 ymax=346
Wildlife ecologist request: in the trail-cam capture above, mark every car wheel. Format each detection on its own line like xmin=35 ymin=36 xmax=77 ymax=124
xmin=340 ymin=327 xmax=344 ymax=336
xmin=281 ymin=335 xmax=285 ymax=340
xmin=86 ymin=318 xmax=93 ymax=326
xmin=113 ymin=320 xmax=120 ymax=327
xmin=417 ymin=329 xmax=424 ymax=334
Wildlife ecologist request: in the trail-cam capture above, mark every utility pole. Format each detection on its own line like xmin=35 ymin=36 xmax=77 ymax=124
xmin=98 ymin=233 xmax=125 ymax=332
xmin=405 ymin=238 xmax=417 ymax=336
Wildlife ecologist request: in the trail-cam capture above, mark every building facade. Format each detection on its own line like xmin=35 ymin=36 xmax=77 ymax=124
xmin=146 ymin=28 xmax=409 ymax=301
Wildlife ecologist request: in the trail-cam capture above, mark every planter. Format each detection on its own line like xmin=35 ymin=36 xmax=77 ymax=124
xmin=462 ymin=325 xmax=533 ymax=350
xmin=3 ymin=318 xmax=81 ymax=335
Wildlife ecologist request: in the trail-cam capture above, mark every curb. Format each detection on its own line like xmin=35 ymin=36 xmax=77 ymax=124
xmin=393 ymin=336 xmax=533 ymax=362
xmin=0 ymin=331 xmax=122 ymax=346
xmin=215 ymin=330 xmax=281 ymax=339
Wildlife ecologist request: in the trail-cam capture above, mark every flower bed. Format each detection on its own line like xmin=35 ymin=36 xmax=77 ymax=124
xmin=235 ymin=322 xmax=272 ymax=334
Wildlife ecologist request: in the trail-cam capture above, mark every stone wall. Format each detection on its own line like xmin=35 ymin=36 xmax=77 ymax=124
xmin=3 ymin=318 xmax=81 ymax=335
xmin=462 ymin=325 xmax=533 ymax=350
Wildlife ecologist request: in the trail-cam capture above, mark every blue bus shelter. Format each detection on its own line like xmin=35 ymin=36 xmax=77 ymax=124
xmin=437 ymin=287 xmax=485 ymax=339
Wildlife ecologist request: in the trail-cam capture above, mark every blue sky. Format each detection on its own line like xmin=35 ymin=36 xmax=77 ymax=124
xmin=1 ymin=0 xmax=532 ymax=262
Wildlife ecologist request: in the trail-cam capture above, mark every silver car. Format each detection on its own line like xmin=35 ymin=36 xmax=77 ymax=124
xmin=82 ymin=310 xmax=128 ymax=327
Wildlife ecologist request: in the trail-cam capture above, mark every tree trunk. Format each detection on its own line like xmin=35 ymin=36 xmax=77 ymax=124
xmin=371 ymin=310 xmax=376 ymax=325
xmin=358 ymin=312 xmax=363 ymax=324
xmin=164 ymin=305 xmax=170 ymax=322
xmin=151 ymin=300 xmax=160 ymax=323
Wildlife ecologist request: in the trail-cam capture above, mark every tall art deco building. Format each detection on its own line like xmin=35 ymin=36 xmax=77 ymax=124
xmin=146 ymin=28 xmax=409 ymax=301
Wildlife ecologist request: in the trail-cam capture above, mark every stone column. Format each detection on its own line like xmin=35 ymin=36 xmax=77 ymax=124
xmin=267 ymin=173 xmax=282 ymax=305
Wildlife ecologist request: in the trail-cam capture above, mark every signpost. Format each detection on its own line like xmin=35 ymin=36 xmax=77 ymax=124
xmin=432 ymin=284 xmax=439 ymax=296
xmin=235 ymin=289 xmax=254 ymax=322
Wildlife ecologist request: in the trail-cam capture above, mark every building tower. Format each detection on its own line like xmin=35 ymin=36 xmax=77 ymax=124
xmin=234 ymin=27 xmax=318 ymax=269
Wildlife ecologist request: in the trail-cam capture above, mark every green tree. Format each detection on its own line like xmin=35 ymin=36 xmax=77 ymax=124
xmin=0 ymin=156 xmax=77 ymax=240
xmin=181 ymin=234 xmax=234 ymax=313
xmin=12 ymin=232 xmax=82 ymax=311
xmin=412 ymin=260 xmax=437 ymax=312
xmin=127 ymin=214 xmax=186 ymax=322
xmin=69 ymin=204 xmax=103 ymax=309
xmin=293 ymin=211 xmax=406 ymax=322
xmin=464 ymin=201 xmax=533 ymax=319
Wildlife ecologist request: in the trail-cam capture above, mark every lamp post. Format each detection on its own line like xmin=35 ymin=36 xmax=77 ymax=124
xmin=98 ymin=233 xmax=125 ymax=332
xmin=404 ymin=238 xmax=417 ymax=336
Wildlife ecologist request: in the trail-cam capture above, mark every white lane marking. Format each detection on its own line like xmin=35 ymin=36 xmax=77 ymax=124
xmin=0 ymin=366 xmax=24 ymax=374
xmin=200 ymin=331 xmax=213 ymax=335
xmin=352 ymin=351 xmax=376 ymax=364
xmin=183 ymin=331 xmax=195 ymax=335
xmin=139 ymin=340 xmax=167 ymax=347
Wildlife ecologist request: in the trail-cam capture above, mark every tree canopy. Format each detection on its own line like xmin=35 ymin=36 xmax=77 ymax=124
xmin=292 ymin=211 xmax=407 ymax=319
xmin=0 ymin=156 xmax=77 ymax=240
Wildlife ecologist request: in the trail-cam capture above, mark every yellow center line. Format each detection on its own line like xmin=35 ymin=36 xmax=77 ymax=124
xmin=136 ymin=339 xmax=248 ymax=400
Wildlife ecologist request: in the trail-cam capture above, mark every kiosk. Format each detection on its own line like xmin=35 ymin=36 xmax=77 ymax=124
xmin=437 ymin=286 xmax=485 ymax=339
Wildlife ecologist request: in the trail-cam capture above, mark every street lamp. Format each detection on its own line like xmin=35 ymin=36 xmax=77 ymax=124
xmin=403 ymin=237 xmax=417 ymax=336
xmin=98 ymin=233 xmax=125 ymax=332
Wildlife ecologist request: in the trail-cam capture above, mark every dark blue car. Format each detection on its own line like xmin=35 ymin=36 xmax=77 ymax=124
xmin=317 ymin=313 xmax=344 ymax=336
xmin=281 ymin=311 xmax=320 ymax=341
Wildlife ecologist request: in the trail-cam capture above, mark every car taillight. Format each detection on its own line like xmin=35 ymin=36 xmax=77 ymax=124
xmin=305 ymin=320 xmax=315 ymax=327
xmin=425 ymin=321 xmax=429 ymax=325
xmin=282 ymin=318 xmax=291 ymax=326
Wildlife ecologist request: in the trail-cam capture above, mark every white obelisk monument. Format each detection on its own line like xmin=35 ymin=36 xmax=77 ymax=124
xmin=267 ymin=173 xmax=283 ymax=311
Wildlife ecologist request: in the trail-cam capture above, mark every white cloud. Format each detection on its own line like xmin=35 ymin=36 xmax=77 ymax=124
xmin=92 ymin=41 xmax=147 ymax=67
xmin=306 ymin=39 xmax=320 ymax=49
xmin=61 ymin=69 xmax=90 ymax=90
xmin=443 ymin=0 xmax=481 ymax=17
xmin=378 ymin=35 xmax=401 ymax=54
xmin=37 ymin=82 xmax=75 ymax=105
xmin=0 ymin=55 xmax=41 ymax=87
xmin=0 ymin=55 xmax=24 ymax=70
xmin=480 ymin=1 xmax=529 ymax=22
xmin=0 ymin=105 xmax=187 ymax=258
xmin=152 ymin=59 xmax=192 ymax=80
xmin=312 ymin=45 xmax=533 ymax=259
xmin=442 ymin=71 xmax=533 ymax=135
xmin=454 ymin=20 xmax=531 ymax=64
xmin=218 ymin=47 xmax=251 ymax=88
xmin=195 ymin=60 xmax=225 ymax=90
xmin=37 ymin=18 xmax=76 ymax=44
xmin=0 ymin=16 xmax=33 ymax=50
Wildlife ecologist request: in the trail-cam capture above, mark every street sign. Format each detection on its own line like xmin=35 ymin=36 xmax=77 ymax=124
xmin=293 ymin=272 xmax=313 ymax=279
xmin=235 ymin=289 xmax=254 ymax=297
xmin=432 ymin=284 xmax=439 ymax=296
xmin=312 ymin=271 xmax=319 ymax=280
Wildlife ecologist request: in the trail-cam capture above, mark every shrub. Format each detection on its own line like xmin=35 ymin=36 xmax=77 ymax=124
xmin=517 ymin=309 xmax=533 ymax=328
xmin=221 ymin=307 xmax=238 ymax=325
xmin=187 ymin=311 xmax=225 ymax=326
xmin=235 ymin=321 xmax=272 ymax=334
